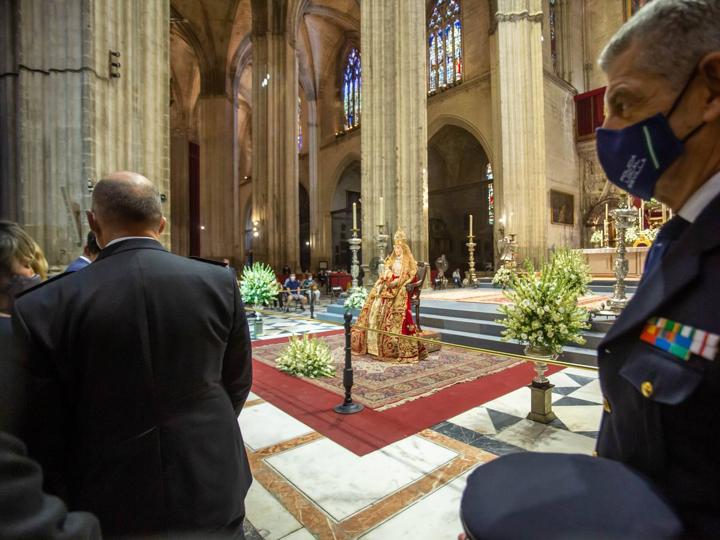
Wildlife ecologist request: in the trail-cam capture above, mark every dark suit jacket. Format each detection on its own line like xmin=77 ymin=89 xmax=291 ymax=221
xmin=13 ymin=239 xmax=253 ymax=538
xmin=596 ymin=193 xmax=720 ymax=538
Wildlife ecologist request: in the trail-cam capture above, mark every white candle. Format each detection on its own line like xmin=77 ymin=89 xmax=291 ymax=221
xmin=352 ymin=202 xmax=357 ymax=229
xmin=379 ymin=196 xmax=384 ymax=225
xmin=605 ymin=203 xmax=609 ymax=220
xmin=469 ymin=214 xmax=473 ymax=236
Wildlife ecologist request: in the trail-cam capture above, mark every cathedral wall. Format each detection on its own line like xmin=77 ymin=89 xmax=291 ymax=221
xmin=0 ymin=0 xmax=170 ymax=265
xmin=544 ymin=74 xmax=581 ymax=250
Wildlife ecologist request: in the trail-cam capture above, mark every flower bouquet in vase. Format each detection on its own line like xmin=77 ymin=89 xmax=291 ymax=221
xmin=498 ymin=257 xmax=590 ymax=386
xmin=239 ymin=262 xmax=281 ymax=337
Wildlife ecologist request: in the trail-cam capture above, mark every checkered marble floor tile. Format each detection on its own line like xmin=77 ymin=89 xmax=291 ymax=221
xmin=433 ymin=367 xmax=602 ymax=456
xmin=252 ymin=314 xmax=340 ymax=341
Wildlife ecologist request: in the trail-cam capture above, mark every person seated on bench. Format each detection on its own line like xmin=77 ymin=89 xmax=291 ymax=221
xmin=283 ymin=273 xmax=307 ymax=310
xmin=302 ymin=273 xmax=320 ymax=305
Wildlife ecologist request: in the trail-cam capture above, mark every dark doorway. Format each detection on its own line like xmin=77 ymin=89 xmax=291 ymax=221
xmin=299 ymin=183 xmax=310 ymax=272
xmin=188 ymin=141 xmax=200 ymax=256
xmin=428 ymin=125 xmax=493 ymax=275
xmin=331 ymin=161 xmax=361 ymax=271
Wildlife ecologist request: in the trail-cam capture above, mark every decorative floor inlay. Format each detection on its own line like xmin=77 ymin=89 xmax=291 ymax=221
xmin=241 ymin=367 xmax=602 ymax=539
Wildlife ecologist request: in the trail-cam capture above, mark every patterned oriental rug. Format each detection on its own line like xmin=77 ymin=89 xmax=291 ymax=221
xmin=252 ymin=333 xmax=521 ymax=410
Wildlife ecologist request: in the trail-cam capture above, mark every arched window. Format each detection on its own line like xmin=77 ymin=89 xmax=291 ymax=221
xmin=486 ymin=164 xmax=494 ymax=225
xmin=297 ymin=96 xmax=303 ymax=152
xmin=343 ymin=48 xmax=361 ymax=131
xmin=549 ymin=0 xmax=558 ymax=75
xmin=428 ymin=0 xmax=462 ymax=95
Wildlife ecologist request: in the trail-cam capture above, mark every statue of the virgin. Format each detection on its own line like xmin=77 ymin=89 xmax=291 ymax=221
xmin=351 ymin=230 xmax=427 ymax=363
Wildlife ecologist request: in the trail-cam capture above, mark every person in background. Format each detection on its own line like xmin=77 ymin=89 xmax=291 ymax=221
xmin=283 ymin=273 xmax=307 ymax=310
xmin=301 ymin=272 xmax=320 ymax=305
xmin=30 ymin=241 xmax=49 ymax=281
xmin=66 ymin=232 xmax=101 ymax=273
xmin=13 ymin=171 xmax=253 ymax=539
xmin=0 ymin=221 xmax=102 ymax=539
xmin=452 ymin=268 xmax=462 ymax=288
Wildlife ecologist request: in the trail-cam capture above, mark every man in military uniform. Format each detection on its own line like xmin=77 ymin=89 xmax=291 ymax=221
xmin=460 ymin=1 xmax=720 ymax=538
xmin=593 ymin=0 xmax=720 ymax=536
xmin=13 ymin=172 xmax=253 ymax=538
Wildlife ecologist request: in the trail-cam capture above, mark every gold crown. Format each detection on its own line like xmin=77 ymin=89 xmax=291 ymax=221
xmin=393 ymin=230 xmax=407 ymax=245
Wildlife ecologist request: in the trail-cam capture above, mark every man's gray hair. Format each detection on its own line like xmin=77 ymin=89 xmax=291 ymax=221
xmin=599 ymin=0 xmax=720 ymax=89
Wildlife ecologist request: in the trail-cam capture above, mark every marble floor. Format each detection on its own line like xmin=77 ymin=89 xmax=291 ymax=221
xmin=252 ymin=314 xmax=340 ymax=341
xmin=240 ymin=367 xmax=602 ymax=539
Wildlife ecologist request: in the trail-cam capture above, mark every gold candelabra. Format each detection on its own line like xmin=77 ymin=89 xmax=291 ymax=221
xmin=466 ymin=232 xmax=478 ymax=286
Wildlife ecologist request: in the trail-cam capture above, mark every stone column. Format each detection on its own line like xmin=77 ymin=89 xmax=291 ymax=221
xmin=307 ymin=98 xmax=326 ymax=270
xmin=251 ymin=9 xmax=300 ymax=271
xmin=361 ymin=0 xmax=428 ymax=264
xmin=0 ymin=0 xmax=170 ymax=264
xmin=170 ymin=128 xmax=190 ymax=256
xmin=491 ymin=0 xmax=548 ymax=263
xmin=197 ymin=94 xmax=236 ymax=260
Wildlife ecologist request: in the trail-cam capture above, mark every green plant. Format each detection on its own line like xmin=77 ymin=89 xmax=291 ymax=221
xmin=239 ymin=262 xmax=281 ymax=307
xmin=344 ymin=287 xmax=368 ymax=311
xmin=549 ymin=248 xmax=592 ymax=298
xmin=498 ymin=259 xmax=590 ymax=356
xmin=492 ymin=266 xmax=516 ymax=289
xmin=276 ymin=335 xmax=335 ymax=378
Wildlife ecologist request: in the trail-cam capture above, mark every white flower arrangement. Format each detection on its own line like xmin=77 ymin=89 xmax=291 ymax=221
xmin=549 ymin=248 xmax=592 ymax=298
xmin=239 ymin=262 xmax=281 ymax=307
xmin=499 ymin=257 xmax=590 ymax=356
xmin=344 ymin=287 xmax=368 ymax=311
xmin=590 ymin=229 xmax=604 ymax=246
xmin=492 ymin=265 xmax=516 ymax=289
xmin=643 ymin=227 xmax=659 ymax=241
xmin=276 ymin=335 xmax=335 ymax=378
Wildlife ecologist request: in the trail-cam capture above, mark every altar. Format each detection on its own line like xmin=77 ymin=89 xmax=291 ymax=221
xmin=578 ymin=247 xmax=649 ymax=279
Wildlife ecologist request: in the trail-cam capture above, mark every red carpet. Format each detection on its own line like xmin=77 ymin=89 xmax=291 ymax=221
xmin=251 ymin=335 xmax=562 ymax=455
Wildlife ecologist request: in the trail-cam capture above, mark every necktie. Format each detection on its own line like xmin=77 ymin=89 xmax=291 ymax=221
xmin=641 ymin=215 xmax=690 ymax=280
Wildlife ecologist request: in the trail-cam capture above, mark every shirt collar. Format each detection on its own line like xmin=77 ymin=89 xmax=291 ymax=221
xmin=678 ymin=170 xmax=720 ymax=223
xmin=103 ymin=236 xmax=157 ymax=249
xmin=79 ymin=255 xmax=92 ymax=264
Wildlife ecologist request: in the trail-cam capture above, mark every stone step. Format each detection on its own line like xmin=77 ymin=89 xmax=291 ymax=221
xmin=420 ymin=313 xmax=606 ymax=350
xmin=422 ymin=326 xmax=598 ymax=368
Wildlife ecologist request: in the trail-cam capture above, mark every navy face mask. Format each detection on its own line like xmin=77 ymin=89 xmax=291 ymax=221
xmin=596 ymin=73 xmax=705 ymax=201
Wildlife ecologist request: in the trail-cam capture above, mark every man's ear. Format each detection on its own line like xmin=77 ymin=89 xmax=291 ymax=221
xmin=158 ymin=216 xmax=167 ymax=235
xmin=700 ymin=52 xmax=720 ymax=124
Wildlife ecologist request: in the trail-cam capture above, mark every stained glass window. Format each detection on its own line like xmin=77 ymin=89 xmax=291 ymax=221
xmin=343 ymin=48 xmax=361 ymax=131
xmin=486 ymin=164 xmax=494 ymax=226
xmin=549 ymin=0 xmax=558 ymax=75
xmin=428 ymin=0 xmax=462 ymax=95
xmin=297 ymin=96 xmax=303 ymax=152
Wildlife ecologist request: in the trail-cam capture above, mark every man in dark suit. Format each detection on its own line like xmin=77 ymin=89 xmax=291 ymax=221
xmin=65 ymin=231 xmax=100 ymax=273
xmin=459 ymin=2 xmax=720 ymax=538
xmin=13 ymin=171 xmax=253 ymax=538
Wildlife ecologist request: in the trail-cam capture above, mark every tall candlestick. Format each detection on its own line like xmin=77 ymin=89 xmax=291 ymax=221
xmin=469 ymin=214 xmax=473 ymax=236
xmin=605 ymin=203 xmax=609 ymax=220
xmin=352 ymin=202 xmax=357 ymax=229
xmin=379 ymin=196 xmax=384 ymax=226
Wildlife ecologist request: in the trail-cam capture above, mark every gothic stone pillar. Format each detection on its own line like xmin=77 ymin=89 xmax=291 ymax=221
xmin=361 ymin=0 xmax=429 ymax=267
xmin=491 ymin=0 xmax=548 ymax=263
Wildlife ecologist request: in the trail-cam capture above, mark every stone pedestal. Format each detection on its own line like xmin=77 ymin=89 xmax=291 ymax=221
xmin=527 ymin=382 xmax=557 ymax=424
xmin=420 ymin=330 xmax=442 ymax=354
xmin=361 ymin=0 xmax=428 ymax=262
